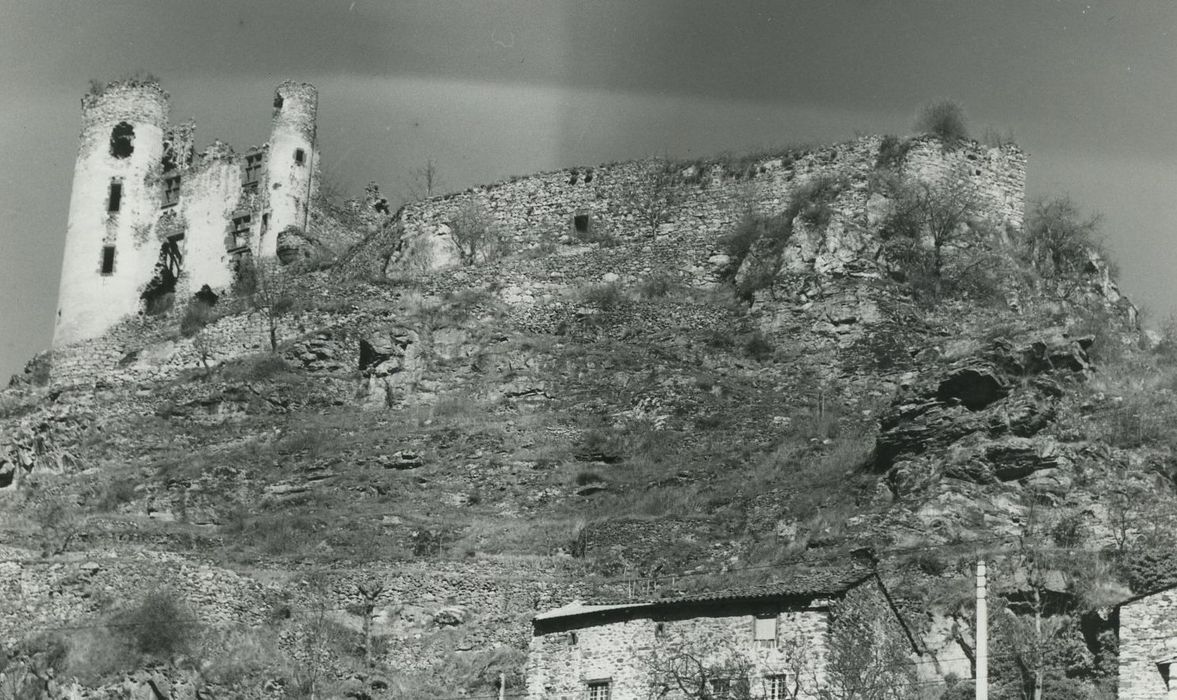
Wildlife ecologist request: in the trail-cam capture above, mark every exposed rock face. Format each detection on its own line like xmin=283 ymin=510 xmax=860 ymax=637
xmin=358 ymin=327 xmax=424 ymax=408
xmin=875 ymin=330 xmax=1093 ymax=538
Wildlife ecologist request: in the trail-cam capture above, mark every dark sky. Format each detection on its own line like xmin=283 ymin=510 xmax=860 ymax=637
xmin=2 ymin=1 xmax=1175 ymax=378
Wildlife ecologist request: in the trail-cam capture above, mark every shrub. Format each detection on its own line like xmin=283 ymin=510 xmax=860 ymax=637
xmin=574 ymin=469 xmax=604 ymax=486
xmin=719 ymin=213 xmax=764 ymax=270
xmin=793 ymin=174 xmax=846 ymax=228
xmin=637 ymin=273 xmax=675 ymax=299
xmin=875 ymin=135 xmax=912 ymax=170
xmin=179 ymin=298 xmax=215 ymax=337
xmin=1023 ymin=196 xmax=1101 ymax=280
xmin=262 ymin=513 xmax=321 ymax=555
xmin=118 ymin=588 xmax=194 ymax=657
xmin=742 ymin=330 xmax=775 ymax=361
xmin=198 ymin=626 xmax=285 ymax=689
xmin=581 ymin=282 xmax=625 ymax=310
xmin=63 ymin=629 xmax=138 ymax=685
xmin=915 ymin=100 xmax=970 ymax=141
xmin=220 ymin=353 xmax=292 ymax=381
xmin=89 ymin=476 xmax=138 ymax=512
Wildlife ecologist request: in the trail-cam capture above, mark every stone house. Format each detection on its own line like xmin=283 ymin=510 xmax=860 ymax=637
xmin=1117 ymin=583 xmax=1177 ymax=699
xmin=526 ymin=569 xmax=916 ymax=700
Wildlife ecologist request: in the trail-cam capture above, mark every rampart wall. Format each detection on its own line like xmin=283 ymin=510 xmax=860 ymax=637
xmin=339 ymin=135 xmax=1026 ymax=282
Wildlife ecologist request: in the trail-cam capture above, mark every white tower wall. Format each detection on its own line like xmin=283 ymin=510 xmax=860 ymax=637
xmin=179 ymin=145 xmax=243 ymax=294
xmin=260 ymin=81 xmax=318 ymax=259
xmin=54 ymin=82 xmax=168 ymax=346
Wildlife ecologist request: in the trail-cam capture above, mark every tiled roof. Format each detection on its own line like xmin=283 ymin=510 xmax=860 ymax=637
xmin=657 ymin=568 xmax=874 ymax=604
xmin=533 ymin=601 xmax=651 ymax=621
xmin=536 ymin=565 xmax=874 ymax=623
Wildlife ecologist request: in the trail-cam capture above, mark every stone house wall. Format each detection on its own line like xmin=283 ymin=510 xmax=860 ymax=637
xmin=527 ymin=601 xmax=833 ymax=700
xmin=1119 ymin=588 xmax=1177 ymax=699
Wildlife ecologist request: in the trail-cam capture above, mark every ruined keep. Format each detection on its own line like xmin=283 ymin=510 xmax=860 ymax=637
xmin=53 ymin=79 xmax=319 ymax=347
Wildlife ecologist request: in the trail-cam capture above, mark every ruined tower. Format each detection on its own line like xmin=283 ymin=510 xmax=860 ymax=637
xmin=54 ymin=81 xmax=169 ymax=347
xmin=261 ymin=81 xmax=318 ymax=259
xmin=51 ymin=79 xmax=321 ymax=351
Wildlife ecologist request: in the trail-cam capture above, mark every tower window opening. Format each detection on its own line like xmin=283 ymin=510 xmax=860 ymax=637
xmin=294 ymin=148 xmax=305 ymax=166
xmin=273 ymin=94 xmax=284 ymax=110
xmin=243 ymin=152 xmax=264 ymax=189
xmin=162 ymin=175 xmax=181 ymax=207
xmin=108 ymin=182 xmax=123 ymax=213
xmin=110 ymin=122 xmax=134 ymax=159
xmin=231 ymin=214 xmax=252 ymax=250
xmin=100 ymin=246 xmax=115 ymax=275
xmin=573 ymin=214 xmax=590 ymax=234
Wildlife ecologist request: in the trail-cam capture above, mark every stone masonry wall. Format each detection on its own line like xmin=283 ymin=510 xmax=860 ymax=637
xmin=1119 ymin=590 xmax=1177 ymax=699
xmin=337 ymin=135 xmax=1026 ymax=283
xmin=527 ymin=604 xmax=832 ymax=700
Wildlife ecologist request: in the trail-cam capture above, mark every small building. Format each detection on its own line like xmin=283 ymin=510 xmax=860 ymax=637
xmin=1117 ymin=582 xmax=1177 ymax=699
xmin=526 ymin=568 xmax=918 ymax=700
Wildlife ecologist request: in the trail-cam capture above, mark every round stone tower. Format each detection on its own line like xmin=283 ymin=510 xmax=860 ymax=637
xmin=53 ymin=80 xmax=169 ymax=347
xmin=260 ymin=81 xmax=318 ymax=259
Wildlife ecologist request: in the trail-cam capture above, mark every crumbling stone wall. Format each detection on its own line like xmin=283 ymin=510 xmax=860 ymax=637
xmin=1119 ymin=590 xmax=1177 ymax=699
xmin=0 ymin=549 xmax=594 ymax=677
xmin=0 ymin=550 xmax=273 ymax=646
xmin=339 ymin=135 xmax=1026 ymax=283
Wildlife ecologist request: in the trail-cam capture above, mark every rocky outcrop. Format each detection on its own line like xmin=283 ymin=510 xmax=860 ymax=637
xmin=358 ymin=327 xmax=424 ymax=408
xmin=876 ymin=330 xmax=1091 ymax=502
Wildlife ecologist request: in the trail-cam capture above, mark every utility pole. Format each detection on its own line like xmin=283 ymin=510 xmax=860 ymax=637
xmin=498 ymin=672 xmax=506 ymax=700
xmin=976 ymin=560 xmax=988 ymax=700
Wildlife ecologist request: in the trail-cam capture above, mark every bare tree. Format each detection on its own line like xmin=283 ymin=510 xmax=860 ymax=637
xmin=235 ymin=256 xmax=300 ymax=352
xmin=408 ymin=158 xmax=442 ymax=201
xmin=880 ymin=172 xmax=982 ymax=297
xmin=355 ymin=582 xmax=385 ymax=669
xmin=191 ymin=330 xmax=214 ymax=378
xmin=1022 ymin=196 xmax=1103 ymax=299
xmin=447 ymin=202 xmax=501 ymax=265
xmin=643 ymin=639 xmax=757 ymax=699
xmin=823 ymin=586 xmax=920 ymax=700
xmin=622 ymin=159 xmax=685 ymax=237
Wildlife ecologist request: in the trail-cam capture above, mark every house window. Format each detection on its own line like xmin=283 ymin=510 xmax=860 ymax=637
xmin=244 ymin=153 xmax=264 ymax=189
xmin=754 ymin=614 xmax=777 ymax=649
xmin=294 ymin=148 xmax=306 ymax=166
xmin=765 ymin=674 xmax=792 ymax=700
xmin=573 ymin=214 xmax=590 ymax=234
xmin=586 ymin=679 xmax=611 ymax=700
xmin=568 ymin=632 xmax=578 ymax=646
xmin=162 ymin=175 xmax=181 ymax=207
xmin=654 ymin=622 xmax=666 ymax=639
xmin=108 ymin=181 xmax=122 ymax=213
xmin=711 ymin=678 xmax=731 ymax=696
xmin=100 ymin=245 xmax=115 ymax=275
xmin=231 ymin=214 xmax=252 ymax=249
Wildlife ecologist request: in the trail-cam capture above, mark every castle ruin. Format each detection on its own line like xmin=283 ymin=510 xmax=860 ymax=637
xmin=53 ymin=79 xmax=319 ymax=347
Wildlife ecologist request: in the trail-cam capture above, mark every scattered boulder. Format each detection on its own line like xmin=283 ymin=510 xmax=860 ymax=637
xmin=382 ymin=451 xmax=424 ymax=470
xmin=433 ymin=606 xmax=468 ymax=627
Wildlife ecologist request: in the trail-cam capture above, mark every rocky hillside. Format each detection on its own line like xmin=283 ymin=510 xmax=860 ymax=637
xmin=0 ymin=134 xmax=1166 ymax=699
